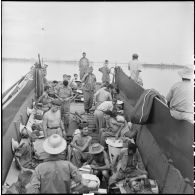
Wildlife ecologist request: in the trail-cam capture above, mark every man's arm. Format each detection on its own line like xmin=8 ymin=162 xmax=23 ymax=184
xmin=166 ymin=87 xmax=173 ymax=108
xmin=26 ymin=168 xmax=40 ymax=193
xmin=81 ymin=72 xmax=89 ymax=83
xmin=60 ymin=120 xmax=66 ymax=137
xmin=42 ymin=114 xmax=48 ymax=137
xmin=91 ymin=151 xmax=110 ymax=170
xmin=71 ymin=137 xmax=92 ymax=152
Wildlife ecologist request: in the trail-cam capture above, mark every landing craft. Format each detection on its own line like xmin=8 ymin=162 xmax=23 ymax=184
xmin=2 ymin=55 xmax=193 ymax=193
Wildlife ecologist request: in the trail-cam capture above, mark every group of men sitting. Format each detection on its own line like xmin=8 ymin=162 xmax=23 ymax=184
xmin=17 ymin=72 xmax=150 ymax=194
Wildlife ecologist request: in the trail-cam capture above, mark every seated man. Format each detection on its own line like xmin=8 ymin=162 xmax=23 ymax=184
xmin=37 ymin=85 xmax=53 ymax=112
xmin=26 ymin=134 xmax=89 ymax=194
xmin=42 ymin=100 xmax=66 ymax=138
xmin=100 ymin=110 xmax=124 ymax=148
xmin=68 ymin=123 xmax=92 ymax=168
xmin=85 ymin=143 xmax=110 ymax=185
xmin=109 ymin=142 xmax=147 ymax=186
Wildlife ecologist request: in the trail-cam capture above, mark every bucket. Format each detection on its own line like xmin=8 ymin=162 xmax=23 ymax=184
xmin=106 ymin=137 xmax=123 ymax=163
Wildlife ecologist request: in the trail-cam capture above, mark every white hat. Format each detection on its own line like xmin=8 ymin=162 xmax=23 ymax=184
xmin=178 ymin=68 xmax=193 ymax=80
xmin=43 ymin=134 xmax=67 ymax=154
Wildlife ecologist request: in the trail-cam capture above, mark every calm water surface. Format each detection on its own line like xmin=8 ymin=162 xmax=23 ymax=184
xmin=2 ymin=60 xmax=184 ymax=96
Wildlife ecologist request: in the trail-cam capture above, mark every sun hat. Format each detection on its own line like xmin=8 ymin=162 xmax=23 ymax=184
xmin=88 ymin=143 xmax=104 ymax=154
xmin=43 ymin=134 xmax=67 ymax=154
xmin=178 ymin=67 xmax=193 ymax=80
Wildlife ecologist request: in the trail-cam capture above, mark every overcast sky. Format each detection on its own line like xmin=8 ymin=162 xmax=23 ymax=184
xmin=2 ymin=1 xmax=194 ymax=65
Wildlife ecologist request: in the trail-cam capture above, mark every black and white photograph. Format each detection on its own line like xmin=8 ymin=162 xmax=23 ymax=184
xmin=2 ymin=1 xmax=194 ymax=194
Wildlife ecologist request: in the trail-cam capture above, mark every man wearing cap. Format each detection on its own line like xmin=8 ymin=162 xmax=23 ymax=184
xmin=42 ymin=100 xmax=66 ymax=138
xmin=85 ymin=143 xmax=110 ymax=184
xmin=68 ymin=123 xmax=92 ymax=168
xmin=79 ymin=52 xmax=90 ymax=80
xmin=166 ymin=67 xmax=193 ymax=123
xmin=99 ymin=60 xmax=111 ymax=85
xmin=128 ymin=53 xmax=143 ymax=85
xmin=27 ymin=134 xmax=88 ymax=193
xmin=81 ymin=66 xmax=97 ymax=114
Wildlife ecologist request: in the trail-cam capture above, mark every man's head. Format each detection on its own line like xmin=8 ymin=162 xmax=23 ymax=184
xmin=51 ymin=100 xmax=61 ymax=112
xmin=79 ymin=122 xmax=89 ymax=136
xmin=105 ymin=60 xmax=109 ymax=65
xmin=67 ymin=75 xmax=71 ymax=81
xmin=52 ymin=80 xmax=58 ymax=87
xmin=74 ymin=74 xmax=78 ymax=79
xmin=44 ymin=85 xmax=50 ymax=92
xmin=63 ymin=80 xmax=69 ymax=87
xmin=132 ymin=53 xmax=139 ymax=60
xmin=106 ymin=84 xmax=114 ymax=92
xmin=88 ymin=66 xmax=93 ymax=74
xmin=128 ymin=142 xmax=137 ymax=155
xmin=82 ymin=52 xmax=86 ymax=57
xmin=178 ymin=67 xmax=193 ymax=81
xmin=131 ymin=180 xmax=141 ymax=192
xmin=63 ymin=74 xmax=68 ymax=81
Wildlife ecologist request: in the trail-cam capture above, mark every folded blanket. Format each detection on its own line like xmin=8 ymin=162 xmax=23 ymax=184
xmin=131 ymin=89 xmax=166 ymax=124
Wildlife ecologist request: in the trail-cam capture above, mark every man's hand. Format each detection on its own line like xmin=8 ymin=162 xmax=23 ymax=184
xmin=90 ymin=165 xmax=96 ymax=169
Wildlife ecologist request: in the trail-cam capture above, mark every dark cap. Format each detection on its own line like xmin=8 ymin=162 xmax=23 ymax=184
xmin=51 ymin=99 xmax=61 ymax=106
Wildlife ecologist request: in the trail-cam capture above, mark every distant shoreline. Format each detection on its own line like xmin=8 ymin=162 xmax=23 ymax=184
xmin=2 ymin=57 xmax=187 ymax=69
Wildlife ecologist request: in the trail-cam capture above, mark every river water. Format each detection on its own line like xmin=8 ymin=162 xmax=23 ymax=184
xmin=2 ymin=59 xmax=185 ymax=97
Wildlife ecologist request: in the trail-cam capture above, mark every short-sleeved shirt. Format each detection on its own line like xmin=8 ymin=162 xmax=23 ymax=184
xmin=57 ymin=86 xmax=72 ymax=99
xmin=166 ymin=81 xmax=193 ymax=113
xmin=29 ymin=159 xmax=82 ymax=193
xmin=99 ymin=66 xmax=110 ymax=83
xmin=97 ymin=101 xmax=113 ymax=112
xmin=128 ymin=59 xmax=142 ymax=82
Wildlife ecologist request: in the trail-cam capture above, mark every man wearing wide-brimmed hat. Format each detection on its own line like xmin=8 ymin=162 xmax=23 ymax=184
xmin=99 ymin=59 xmax=111 ymax=85
xmin=84 ymin=143 xmax=110 ymax=185
xmin=42 ymin=100 xmax=66 ymax=138
xmin=166 ymin=67 xmax=193 ymax=123
xmin=27 ymin=134 xmax=86 ymax=193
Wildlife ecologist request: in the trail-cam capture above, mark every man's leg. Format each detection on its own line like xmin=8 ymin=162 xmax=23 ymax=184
xmin=83 ymin=91 xmax=90 ymax=113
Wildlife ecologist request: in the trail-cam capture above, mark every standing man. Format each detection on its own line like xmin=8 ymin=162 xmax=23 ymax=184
xmin=42 ymin=101 xmax=66 ymax=138
xmin=99 ymin=60 xmax=111 ymax=85
xmin=27 ymin=134 xmax=88 ymax=193
xmin=128 ymin=53 xmax=143 ymax=85
xmin=56 ymin=80 xmax=73 ymax=130
xmin=81 ymin=66 xmax=96 ymax=114
xmin=166 ymin=67 xmax=193 ymax=123
xmin=79 ymin=52 xmax=90 ymax=80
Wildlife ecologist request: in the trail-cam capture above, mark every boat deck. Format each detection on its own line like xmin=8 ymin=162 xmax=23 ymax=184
xmin=3 ymin=102 xmax=100 ymax=192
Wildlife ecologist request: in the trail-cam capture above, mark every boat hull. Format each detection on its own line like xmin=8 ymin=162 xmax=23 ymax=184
xmin=114 ymin=67 xmax=193 ymax=193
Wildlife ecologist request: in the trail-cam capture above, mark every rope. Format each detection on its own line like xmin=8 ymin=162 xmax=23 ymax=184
xmin=139 ymin=89 xmax=152 ymax=123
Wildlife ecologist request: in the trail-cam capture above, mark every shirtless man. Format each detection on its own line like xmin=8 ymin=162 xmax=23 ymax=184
xmin=42 ymin=101 xmax=66 ymax=138
xmin=68 ymin=123 xmax=92 ymax=168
